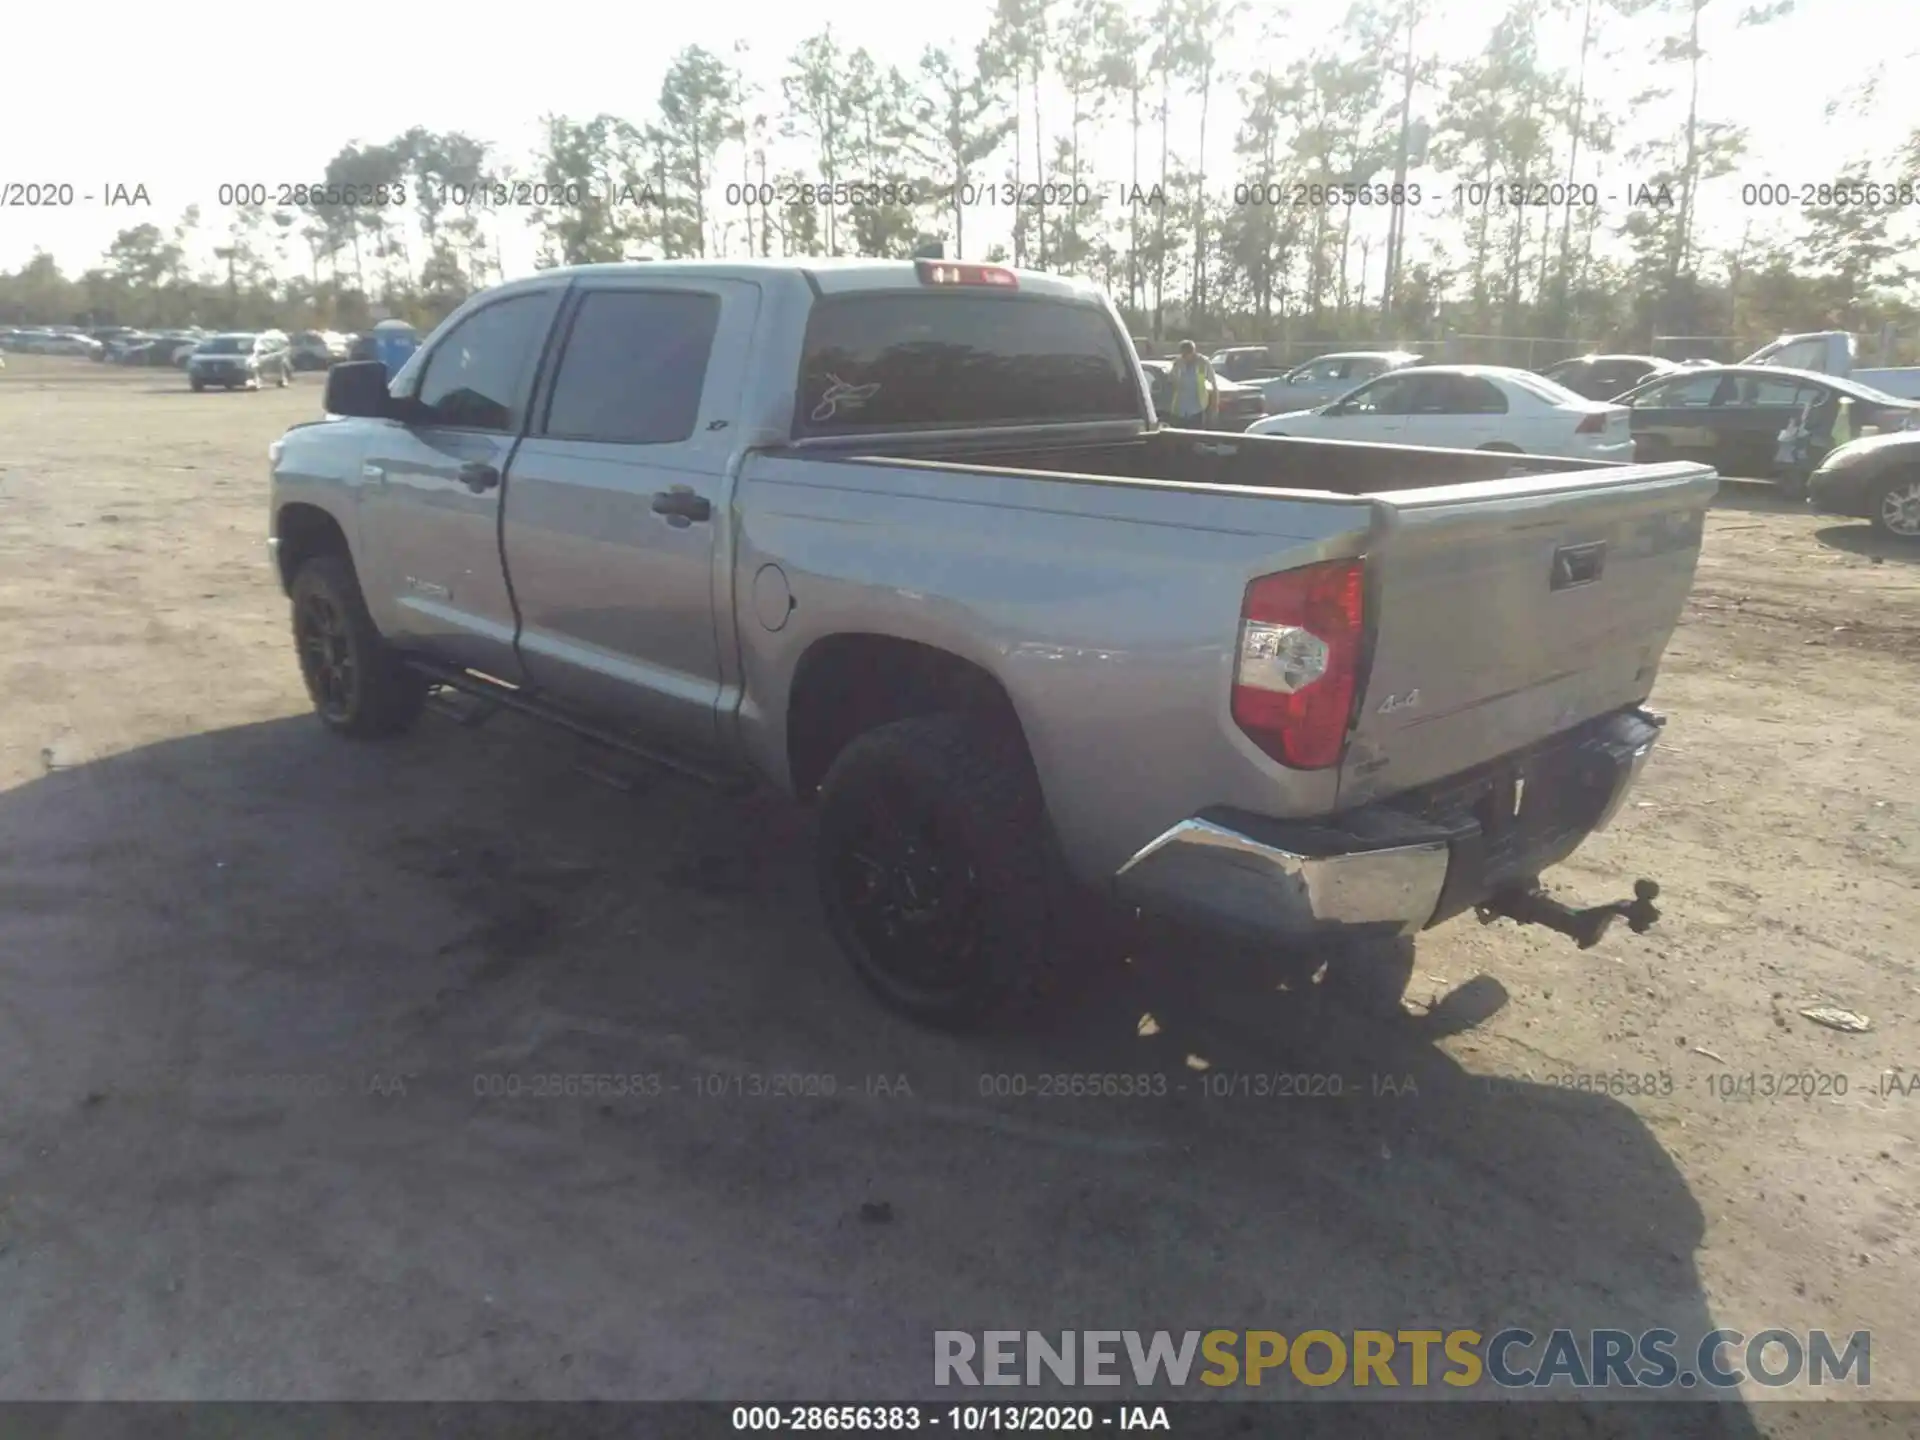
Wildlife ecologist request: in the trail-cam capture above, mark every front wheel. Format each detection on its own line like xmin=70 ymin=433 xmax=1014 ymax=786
xmin=816 ymin=714 xmax=1068 ymax=1029
xmin=1870 ymin=474 xmax=1920 ymax=539
xmin=189 ymin=379 xmax=204 ymax=392
xmin=289 ymin=554 xmax=426 ymax=738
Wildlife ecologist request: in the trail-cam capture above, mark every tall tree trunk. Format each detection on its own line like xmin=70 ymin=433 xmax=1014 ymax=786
xmin=1154 ymin=66 xmax=1172 ymax=334
xmin=1381 ymin=5 xmax=1418 ymax=316
xmin=1128 ymin=83 xmax=1142 ymax=314
xmin=1031 ymin=61 xmax=1046 ymax=267
xmin=1670 ymin=0 xmax=1702 ymax=284
xmin=1190 ymin=56 xmax=1212 ymax=317
xmin=1555 ymin=0 xmax=1595 ymax=313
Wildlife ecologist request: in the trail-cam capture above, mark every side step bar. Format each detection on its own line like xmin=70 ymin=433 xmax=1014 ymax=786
xmin=404 ymin=659 xmax=753 ymax=794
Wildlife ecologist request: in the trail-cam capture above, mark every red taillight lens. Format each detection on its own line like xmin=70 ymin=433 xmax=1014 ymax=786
xmin=915 ymin=260 xmax=1019 ymax=288
xmin=1230 ymin=559 xmax=1365 ymax=770
xmin=1575 ymin=411 xmax=1606 ymax=434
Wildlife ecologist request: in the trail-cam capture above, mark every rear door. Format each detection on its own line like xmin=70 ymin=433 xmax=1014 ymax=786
xmin=1399 ymin=373 xmax=1509 ymax=450
xmin=1338 ymin=463 xmax=1719 ymax=809
xmin=501 ymin=277 xmax=755 ymax=762
xmin=357 ymin=285 xmax=565 ymax=680
xmin=1720 ymin=373 xmax=1821 ymax=478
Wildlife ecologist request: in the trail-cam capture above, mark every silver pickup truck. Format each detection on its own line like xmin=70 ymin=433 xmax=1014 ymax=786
xmin=268 ymin=258 xmax=1716 ymax=1028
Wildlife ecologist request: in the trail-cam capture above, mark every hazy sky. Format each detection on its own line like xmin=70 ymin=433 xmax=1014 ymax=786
xmin=1 ymin=0 xmax=1913 ymax=279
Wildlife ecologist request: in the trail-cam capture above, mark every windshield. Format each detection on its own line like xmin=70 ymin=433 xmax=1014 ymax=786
xmin=794 ymin=292 xmax=1140 ymax=436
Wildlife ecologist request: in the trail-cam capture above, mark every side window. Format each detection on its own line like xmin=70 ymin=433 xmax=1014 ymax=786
xmin=1342 ymin=374 xmax=1415 ymax=414
xmin=1739 ymin=376 xmax=1816 ymax=408
xmin=1457 ymin=377 xmax=1508 ymax=414
xmin=414 ymin=293 xmax=557 ymax=433
xmin=1349 ymin=359 xmax=1385 ymax=381
xmin=543 ymin=290 xmax=722 ymax=444
xmin=1635 ymin=374 xmax=1722 ymax=408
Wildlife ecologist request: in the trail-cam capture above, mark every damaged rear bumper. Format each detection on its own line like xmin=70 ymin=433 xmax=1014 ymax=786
xmin=1115 ymin=707 xmax=1663 ymax=943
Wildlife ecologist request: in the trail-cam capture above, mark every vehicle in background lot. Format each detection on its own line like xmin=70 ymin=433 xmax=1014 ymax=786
xmin=1139 ymin=358 xmax=1267 ymax=431
xmin=1209 ymin=345 xmax=1285 ymax=383
xmin=31 ymin=332 xmax=103 ymax=358
xmin=188 ymin=332 xmax=293 ymax=391
xmin=88 ymin=326 xmax=143 ymax=359
xmin=1538 ymin=354 xmax=1678 ymax=402
xmin=1806 ymin=428 xmax=1920 ymax=539
xmin=1248 ymin=364 xmax=1635 ymax=461
xmin=1618 ymin=364 xmax=1920 ymax=487
xmin=290 ymin=330 xmax=348 ymax=371
xmin=1742 ymin=330 xmax=1920 ymax=401
xmin=1257 ymin=350 xmax=1424 ymax=413
xmin=268 ymin=257 xmax=1707 ymax=1028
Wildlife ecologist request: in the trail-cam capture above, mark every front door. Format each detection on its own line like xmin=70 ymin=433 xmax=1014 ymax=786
xmin=500 ymin=279 xmax=757 ymax=762
xmin=357 ymin=285 xmax=565 ymax=681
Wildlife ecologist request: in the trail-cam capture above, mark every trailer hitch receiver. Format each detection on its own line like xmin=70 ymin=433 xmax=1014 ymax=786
xmin=1476 ymin=878 xmax=1662 ymax=950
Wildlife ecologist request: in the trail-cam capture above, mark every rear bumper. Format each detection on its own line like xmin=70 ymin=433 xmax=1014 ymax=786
xmin=1115 ymin=707 xmax=1662 ymax=943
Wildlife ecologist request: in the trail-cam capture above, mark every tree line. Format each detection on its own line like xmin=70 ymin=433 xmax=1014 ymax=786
xmin=4 ymin=0 xmax=1917 ymax=359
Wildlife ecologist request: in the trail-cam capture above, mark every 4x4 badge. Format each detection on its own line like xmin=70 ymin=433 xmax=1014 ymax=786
xmin=1377 ymin=689 xmax=1422 ymax=715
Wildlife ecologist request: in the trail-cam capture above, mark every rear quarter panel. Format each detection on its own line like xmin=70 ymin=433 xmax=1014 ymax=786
xmin=730 ymin=454 xmax=1375 ymax=882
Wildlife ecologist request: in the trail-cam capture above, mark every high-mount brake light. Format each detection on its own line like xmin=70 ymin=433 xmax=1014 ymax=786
xmin=1230 ymin=559 xmax=1366 ymax=770
xmin=915 ymin=260 xmax=1019 ymax=289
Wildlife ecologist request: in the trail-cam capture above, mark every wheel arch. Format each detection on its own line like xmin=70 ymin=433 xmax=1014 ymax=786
xmin=784 ymin=633 xmax=1036 ymax=802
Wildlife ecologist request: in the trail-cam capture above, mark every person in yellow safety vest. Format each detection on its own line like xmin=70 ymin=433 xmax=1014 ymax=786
xmin=1168 ymin=339 xmax=1219 ymax=429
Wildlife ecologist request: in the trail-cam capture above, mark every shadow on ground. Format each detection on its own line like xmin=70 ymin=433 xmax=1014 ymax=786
xmin=0 ymin=710 xmax=1766 ymax=1434
xmin=1815 ymin=522 xmax=1919 ymax=565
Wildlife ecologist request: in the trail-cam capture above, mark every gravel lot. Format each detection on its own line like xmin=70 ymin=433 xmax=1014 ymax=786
xmin=0 ymin=356 xmax=1914 ymax=1431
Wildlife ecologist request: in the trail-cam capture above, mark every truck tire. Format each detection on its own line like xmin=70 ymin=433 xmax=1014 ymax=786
xmin=289 ymin=554 xmax=426 ymax=738
xmin=816 ymin=713 xmax=1068 ymax=1029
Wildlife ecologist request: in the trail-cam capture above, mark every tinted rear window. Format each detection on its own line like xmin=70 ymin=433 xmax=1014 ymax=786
xmin=794 ymin=293 xmax=1139 ymax=436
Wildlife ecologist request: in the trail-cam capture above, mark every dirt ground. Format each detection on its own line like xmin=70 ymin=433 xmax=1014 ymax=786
xmin=0 ymin=354 xmax=1914 ymax=1431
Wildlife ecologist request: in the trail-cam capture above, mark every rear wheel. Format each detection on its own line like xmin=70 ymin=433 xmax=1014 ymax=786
xmin=289 ymin=554 xmax=426 ymax=738
xmin=189 ymin=379 xmax=204 ymax=392
xmin=816 ymin=713 xmax=1070 ymax=1029
xmin=1870 ymin=474 xmax=1920 ymax=538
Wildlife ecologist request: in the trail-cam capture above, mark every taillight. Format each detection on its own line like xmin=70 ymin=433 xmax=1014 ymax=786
xmin=1575 ymin=411 xmax=1606 ymax=434
xmin=1231 ymin=559 xmax=1365 ymax=770
xmin=915 ymin=260 xmax=1018 ymax=289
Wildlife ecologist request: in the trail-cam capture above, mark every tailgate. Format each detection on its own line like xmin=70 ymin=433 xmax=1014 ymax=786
xmin=1338 ymin=462 xmax=1717 ymax=809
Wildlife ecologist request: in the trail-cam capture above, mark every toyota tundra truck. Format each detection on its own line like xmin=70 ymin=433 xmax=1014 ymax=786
xmin=267 ymin=258 xmax=1715 ymax=1028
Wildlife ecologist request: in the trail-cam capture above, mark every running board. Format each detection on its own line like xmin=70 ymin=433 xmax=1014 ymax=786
xmin=406 ymin=660 xmax=752 ymax=793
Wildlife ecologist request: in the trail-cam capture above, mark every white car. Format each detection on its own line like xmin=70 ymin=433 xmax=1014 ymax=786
xmin=34 ymin=333 xmax=104 ymax=358
xmin=1246 ymin=363 xmax=1636 ymax=461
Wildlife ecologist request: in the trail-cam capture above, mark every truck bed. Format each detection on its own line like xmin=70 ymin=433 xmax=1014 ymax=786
xmin=763 ymin=427 xmax=1717 ymax=827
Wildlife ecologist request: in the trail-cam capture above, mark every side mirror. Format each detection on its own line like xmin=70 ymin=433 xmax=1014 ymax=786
xmin=323 ymin=360 xmax=393 ymax=418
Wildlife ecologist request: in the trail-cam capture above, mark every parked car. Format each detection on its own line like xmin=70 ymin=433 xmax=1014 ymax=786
xmin=268 ymin=257 xmax=1709 ymax=1028
xmin=187 ymin=332 xmax=294 ymax=391
xmin=1807 ymin=429 xmax=1920 ymax=539
xmin=1257 ymin=350 xmax=1424 ymax=413
xmin=290 ymin=330 xmax=348 ymax=371
xmin=1538 ymin=354 xmax=1677 ymax=402
xmin=1208 ymin=345 xmax=1284 ymax=382
xmin=33 ymin=333 xmax=104 ymax=358
xmin=1139 ymin=358 xmax=1267 ymax=431
xmin=1616 ymin=364 xmax=1920 ymax=486
xmin=1247 ymin=364 xmax=1635 ymax=461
